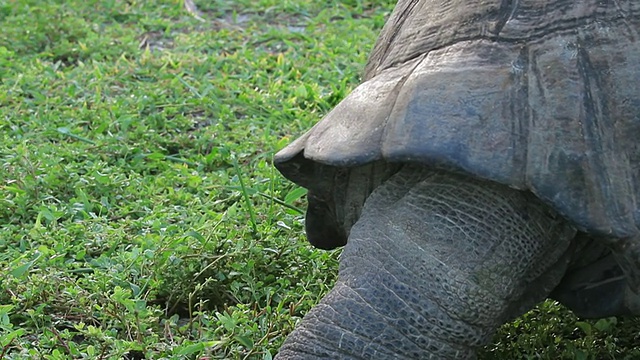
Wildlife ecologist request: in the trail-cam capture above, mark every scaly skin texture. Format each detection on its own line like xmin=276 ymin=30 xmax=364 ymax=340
xmin=276 ymin=166 xmax=576 ymax=359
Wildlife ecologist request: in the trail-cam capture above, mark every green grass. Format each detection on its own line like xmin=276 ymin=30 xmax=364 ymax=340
xmin=0 ymin=0 xmax=638 ymax=358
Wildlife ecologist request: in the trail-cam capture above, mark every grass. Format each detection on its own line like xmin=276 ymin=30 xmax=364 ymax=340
xmin=0 ymin=0 xmax=638 ymax=358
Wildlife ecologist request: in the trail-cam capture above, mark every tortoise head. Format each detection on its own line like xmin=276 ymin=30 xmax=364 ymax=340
xmin=305 ymin=190 xmax=347 ymax=250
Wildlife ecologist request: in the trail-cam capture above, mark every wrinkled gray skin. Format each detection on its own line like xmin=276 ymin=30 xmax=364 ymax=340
xmin=278 ymin=166 xmax=579 ymax=358
xmin=274 ymin=0 xmax=640 ymax=358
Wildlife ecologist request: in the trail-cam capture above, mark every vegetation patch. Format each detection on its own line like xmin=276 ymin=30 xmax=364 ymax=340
xmin=1 ymin=0 xmax=638 ymax=358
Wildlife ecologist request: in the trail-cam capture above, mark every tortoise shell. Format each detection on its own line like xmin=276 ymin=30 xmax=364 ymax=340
xmin=275 ymin=0 xmax=640 ymax=289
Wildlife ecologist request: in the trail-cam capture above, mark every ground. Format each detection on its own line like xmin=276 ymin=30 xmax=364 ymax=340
xmin=0 ymin=0 xmax=638 ymax=358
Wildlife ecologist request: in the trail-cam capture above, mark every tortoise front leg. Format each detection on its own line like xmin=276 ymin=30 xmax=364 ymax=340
xmin=277 ymin=165 xmax=577 ymax=359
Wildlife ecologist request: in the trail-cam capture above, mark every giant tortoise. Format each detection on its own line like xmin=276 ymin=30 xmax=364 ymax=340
xmin=274 ymin=0 xmax=640 ymax=358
